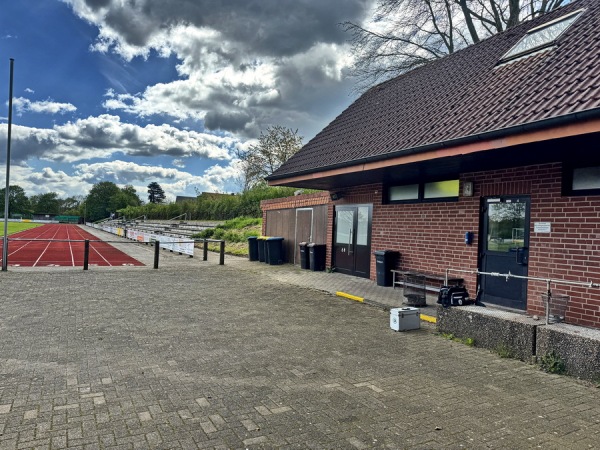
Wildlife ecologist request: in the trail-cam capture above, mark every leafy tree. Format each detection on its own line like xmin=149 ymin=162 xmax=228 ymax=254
xmin=85 ymin=181 xmax=120 ymax=222
xmin=109 ymin=185 xmax=142 ymax=211
xmin=60 ymin=196 xmax=81 ymax=213
xmin=118 ymin=185 xmax=302 ymax=220
xmin=343 ymin=0 xmax=570 ymax=91
xmin=147 ymin=182 xmax=166 ymax=204
xmin=60 ymin=195 xmax=86 ymax=216
xmin=236 ymin=126 xmax=303 ymax=191
xmin=0 ymin=185 xmax=30 ymax=217
xmin=30 ymin=192 xmax=61 ymax=214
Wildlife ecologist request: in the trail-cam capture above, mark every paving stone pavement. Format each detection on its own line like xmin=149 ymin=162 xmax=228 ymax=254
xmin=1 ymin=231 xmax=599 ymax=449
xmin=80 ymin=226 xmax=436 ymax=315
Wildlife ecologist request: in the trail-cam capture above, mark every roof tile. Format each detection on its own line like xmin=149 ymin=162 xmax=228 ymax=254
xmin=272 ymin=0 xmax=600 ymax=179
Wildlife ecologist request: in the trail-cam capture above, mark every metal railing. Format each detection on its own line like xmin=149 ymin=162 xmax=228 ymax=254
xmin=168 ymin=213 xmax=188 ymax=222
xmin=3 ymin=238 xmax=226 ymax=270
xmin=446 ymin=267 xmax=600 ymax=324
xmin=127 ymin=215 xmax=147 ymax=222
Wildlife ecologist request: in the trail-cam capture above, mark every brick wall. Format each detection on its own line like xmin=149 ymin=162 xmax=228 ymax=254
xmin=364 ymin=163 xmax=598 ymax=328
xmin=337 ymin=183 xmax=480 ymax=291
xmin=263 ymin=163 xmax=600 ymax=328
xmin=528 ymin=164 xmax=600 ymax=328
xmin=467 ymin=163 xmax=600 ymax=328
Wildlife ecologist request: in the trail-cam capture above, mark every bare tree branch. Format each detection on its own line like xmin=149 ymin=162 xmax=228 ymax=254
xmin=236 ymin=126 xmax=303 ymax=191
xmin=345 ymin=0 xmax=572 ymax=92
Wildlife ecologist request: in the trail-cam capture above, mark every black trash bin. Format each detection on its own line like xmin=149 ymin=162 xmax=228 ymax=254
xmin=266 ymin=237 xmax=284 ymax=265
xmin=374 ymin=250 xmax=400 ymax=286
xmin=299 ymin=242 xmax=309 ymax=269
xmin=308 ymin=243 xmax=326 ymax=271
xmin=247 ymin=236 xmax=259 ymax=261
xmin=257 ymin=236 xmax=267 ymax=262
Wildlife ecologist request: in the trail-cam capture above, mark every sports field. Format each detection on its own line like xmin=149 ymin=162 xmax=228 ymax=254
xmin=0 ymin=223 xmax=144 ymax=267
xmin=0 ymin=221 xmax=44 ymax=235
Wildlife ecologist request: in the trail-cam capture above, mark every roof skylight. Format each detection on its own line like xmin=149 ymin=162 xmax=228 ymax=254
xmin=501 ymin=9 xmax=584 ymax=62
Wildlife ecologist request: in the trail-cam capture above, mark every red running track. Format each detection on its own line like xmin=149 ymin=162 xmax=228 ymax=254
xmin=0 ymin=224 xmax=144 ymax=267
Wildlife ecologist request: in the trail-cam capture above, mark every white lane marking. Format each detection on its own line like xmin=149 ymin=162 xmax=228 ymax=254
xmin=66 ymin=224 xmax=75 ymax=266
xmin=32 ymin=226 xmax=62 ymax=267
xmin=1 ymin=224 xmax=59 ymax=262
xmin=72 ymin=225 xmax=113 ymax=266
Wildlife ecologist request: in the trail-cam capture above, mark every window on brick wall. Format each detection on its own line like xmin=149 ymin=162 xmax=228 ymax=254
xmin=389 ymin=184 xmax=419 ymax=201
xmin=564 ymin=165 xmax=600 ymax=195
xmin=386 ymin=179 xmax=459 ymax=204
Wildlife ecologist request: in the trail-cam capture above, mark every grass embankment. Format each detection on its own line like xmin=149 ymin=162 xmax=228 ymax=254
xmin=0 ymin=222 xmax=44 ymax=236
xmin=192 ymin=217 xmax=261 ymax=257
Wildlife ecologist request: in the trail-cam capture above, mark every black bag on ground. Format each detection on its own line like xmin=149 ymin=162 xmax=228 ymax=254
xmin=437 ymin=285 xmax=472 ymax=307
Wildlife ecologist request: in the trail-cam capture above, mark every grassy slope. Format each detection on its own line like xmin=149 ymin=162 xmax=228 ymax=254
xmin=193 ymin=217 xmax=262 ymax=257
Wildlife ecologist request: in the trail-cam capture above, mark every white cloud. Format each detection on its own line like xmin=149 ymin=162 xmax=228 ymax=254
xmin=1 ymin=159 xmax=242 ymax=201
xmin=13 ymin=97 xmax=77 ymax=115
xmin=73 ymin=159 xmax=241 ymax=200
xmin=75 ymin=160 xmax=183 ymax=183
xmin=64 ymin=1 xmax=363 ymax=138
xmin=100 ymin=28 xmax=354 ymax=136
xmin=1 ymin=114 xmax=244 ymax=163
xmin=0 ymin=165 xmax=91 ymax=199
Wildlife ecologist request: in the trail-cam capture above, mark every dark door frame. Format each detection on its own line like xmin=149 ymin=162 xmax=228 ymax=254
xmin=479 ymin=195 xmax=531 ymax=310
xmin=333 ymin=204 xmax=373 ymax=278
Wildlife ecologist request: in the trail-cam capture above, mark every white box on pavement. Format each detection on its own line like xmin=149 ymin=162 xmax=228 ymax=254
xmin=390 ymin=307 xmax=420 ymax=331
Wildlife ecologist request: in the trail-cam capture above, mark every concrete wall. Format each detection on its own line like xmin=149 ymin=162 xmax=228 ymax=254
xmin=437 ymin=305 xmax=600 ymax=381
xmin=436 ymin=305 xmax=539 ymax=361
xmin=537 ymin=324 xmax=600 ymax=381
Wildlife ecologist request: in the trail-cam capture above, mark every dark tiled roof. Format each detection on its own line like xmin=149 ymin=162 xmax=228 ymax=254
xmin=270 ymin=0 xmax=600 ymax=180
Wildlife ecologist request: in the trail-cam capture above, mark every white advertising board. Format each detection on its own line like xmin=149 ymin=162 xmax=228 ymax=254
xmin=126 ymin=228 xmax=194 ymax=256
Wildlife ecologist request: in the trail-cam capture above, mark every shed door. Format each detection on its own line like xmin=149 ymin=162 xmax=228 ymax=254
xmin=480 ymin=196 xmax=530 ymax=310
xmin=294 ymin=208 xmax=313 ymax=264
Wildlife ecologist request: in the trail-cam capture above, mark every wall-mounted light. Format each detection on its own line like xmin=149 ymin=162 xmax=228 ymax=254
xmin=330 ymin=192 xmax=343 ymax=201
xmin=462 ymin=181 xmax=474 ymax=197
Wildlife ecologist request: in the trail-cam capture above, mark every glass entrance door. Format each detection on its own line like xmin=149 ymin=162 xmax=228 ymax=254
xmin=334 ymin=205 xmax=371 ymax=278
xmin=480 ymin=196 xmax=530 ymax=309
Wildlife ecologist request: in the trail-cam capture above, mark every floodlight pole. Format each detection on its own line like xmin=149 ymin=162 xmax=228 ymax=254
xmin=2 ymin=59 xmax=14 ymax=272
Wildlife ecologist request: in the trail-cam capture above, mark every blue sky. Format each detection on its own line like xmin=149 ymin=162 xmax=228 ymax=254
xmin=0 ymin=0 xmax=369 ymax=201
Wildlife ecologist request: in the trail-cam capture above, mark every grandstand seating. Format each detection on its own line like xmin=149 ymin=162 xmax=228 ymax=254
xmin=103 ymin=219 xmax=216 ymax=238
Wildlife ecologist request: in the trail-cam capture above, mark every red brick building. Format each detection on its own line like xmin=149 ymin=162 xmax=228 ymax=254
xmin=263 ymin=0 xmax=600 ymax=329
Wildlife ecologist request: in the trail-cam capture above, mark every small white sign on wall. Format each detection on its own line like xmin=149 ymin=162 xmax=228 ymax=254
xmin=534 ymin=222 xmax=552 ymax=233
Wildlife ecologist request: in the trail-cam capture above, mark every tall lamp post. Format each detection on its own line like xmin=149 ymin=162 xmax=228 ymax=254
xmin=2 ymin=59 xmax=14 ymax=272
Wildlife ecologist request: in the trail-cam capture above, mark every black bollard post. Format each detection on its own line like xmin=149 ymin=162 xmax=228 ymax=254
xmin=83 ymin=240 xmax=89 ymax=271
xmin=203 ymin=239 xmax=208 ymax=261
xmin=154 ymin=241 xmax=160 ymax=269
xmin=219 ymin=240 xmax=225 ymax=265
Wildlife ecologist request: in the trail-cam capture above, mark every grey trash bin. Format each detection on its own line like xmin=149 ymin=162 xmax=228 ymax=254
xmin=374 ymin=250 xmax=400 ymax=286
xmin=248 ymin=236 xmax=259 ymax=261
xmin=308 ymin=243 xmax=326 ymax=271
xmin=266 ymin=237 xmax=284 ymax=265
xmin=299 ymin=242 xmax=309 ymax=269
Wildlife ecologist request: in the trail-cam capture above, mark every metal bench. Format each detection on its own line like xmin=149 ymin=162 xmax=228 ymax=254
xmin=391 ymin=270 xmax=463 ymax=292
xmin=391 ymin=270 xmax=464 ymax=306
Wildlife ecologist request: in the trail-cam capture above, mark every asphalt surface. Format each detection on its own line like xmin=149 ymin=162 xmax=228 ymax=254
xmin=0 ymin=227 xmax=599 ymax=449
